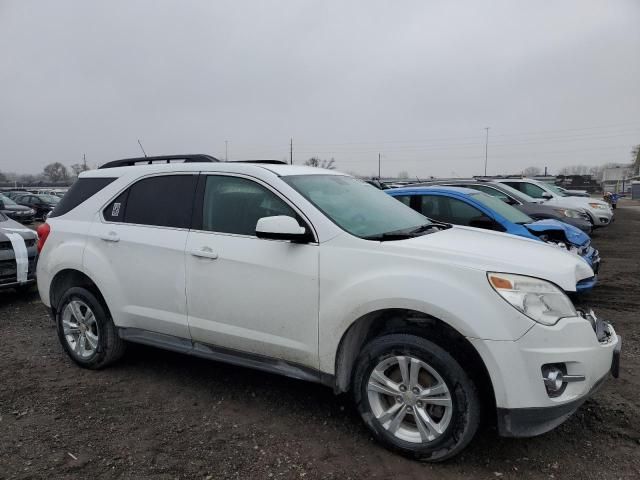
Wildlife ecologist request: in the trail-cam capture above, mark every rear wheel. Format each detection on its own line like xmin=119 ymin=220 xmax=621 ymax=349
xmin=56 ymin=287 xmax=125 ymax=369
xmin=353 ymin=334 xmax=480 ymax=461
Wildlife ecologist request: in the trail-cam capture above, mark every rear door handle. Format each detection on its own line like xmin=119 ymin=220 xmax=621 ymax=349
xmin=100 ymin=231 xmax=120 ymax=242
xmin=190 ymin=246 xmax=218 ymax=259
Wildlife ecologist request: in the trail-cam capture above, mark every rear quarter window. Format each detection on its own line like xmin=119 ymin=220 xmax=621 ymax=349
xmin=103 ymin=175 xmax=198 ymax=228
xmin=50 ymin=178 xmax=116 ymax=218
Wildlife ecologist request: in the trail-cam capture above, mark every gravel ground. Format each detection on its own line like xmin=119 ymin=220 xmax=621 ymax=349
xmin=1 ymin=202 xmax=639 ymax=479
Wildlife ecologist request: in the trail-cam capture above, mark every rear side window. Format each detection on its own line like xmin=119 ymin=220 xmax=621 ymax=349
xmin=50 ymin=178 xmax=116 ymax=217
xmin=103 ymin=175 xmax=197 ymax=228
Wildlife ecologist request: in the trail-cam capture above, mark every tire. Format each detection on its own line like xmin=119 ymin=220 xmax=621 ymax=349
xmin=55 ymin=286 xmax=126 ymax=369
xmin=353 ymin=334 xmax=480 ymax=462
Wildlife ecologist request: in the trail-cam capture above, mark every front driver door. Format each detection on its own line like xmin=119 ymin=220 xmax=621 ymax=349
xmin=185 ymin=174 xmax=320 ymax=369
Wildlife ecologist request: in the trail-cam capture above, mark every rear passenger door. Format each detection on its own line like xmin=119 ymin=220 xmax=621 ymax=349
xmin=185 ymin=174 xmax=320 ymax=369
xmin=85 ymin=173 xmax=197 ymax=339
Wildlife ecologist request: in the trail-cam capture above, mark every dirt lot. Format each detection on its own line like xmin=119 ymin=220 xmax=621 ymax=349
xmin=1 ymin=204 xmax=639 ymax=480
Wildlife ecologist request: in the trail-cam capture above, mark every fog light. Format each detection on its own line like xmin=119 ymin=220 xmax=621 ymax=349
xmin=541 ymin=364 xmax=586 ymax=398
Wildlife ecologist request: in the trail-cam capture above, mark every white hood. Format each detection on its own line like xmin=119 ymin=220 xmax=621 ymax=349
xmin=381 ymin=226 xmax=594 ymax=292
xmin=550 ymin=195 xmax=608 ymax=209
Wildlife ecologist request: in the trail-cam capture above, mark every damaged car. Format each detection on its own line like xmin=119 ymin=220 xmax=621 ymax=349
xmin=386 ymin=186 xmax=599 ymax=292
xmin=0 ymin=211 xmax=38 ymax=291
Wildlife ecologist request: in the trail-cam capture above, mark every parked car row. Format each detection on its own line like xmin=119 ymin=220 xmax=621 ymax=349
xmin=30 ymin=155 xmax=620 ymax=462
xmin=0 ymin=191 xmax=62 ymax=222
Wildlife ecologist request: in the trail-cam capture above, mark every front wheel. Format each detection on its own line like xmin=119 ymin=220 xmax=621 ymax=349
xmin=353 ymin=334 xmax=480 ymax=462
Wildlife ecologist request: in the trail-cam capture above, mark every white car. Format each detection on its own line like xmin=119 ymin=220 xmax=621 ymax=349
xmin=36 ymin=156 xmax=620 ymax=461
xmin=495 ymin=178 xmax=613 ymax=227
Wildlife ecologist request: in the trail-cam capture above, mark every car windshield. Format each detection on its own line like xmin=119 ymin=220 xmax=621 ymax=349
xmin=489 ymin=182 xmax=537 ymax=203
xmin=0 ymin=194 xmax=17 ymax=205
xmin=470 ymin=192 xmax=533 ymax=224
xmin=40 ymin=194 xmax=60 ymax=203
xmin=283 ymin=175 xmax=431 ymax=238
xmin=543 ymin=183 xmax=568 ymax=197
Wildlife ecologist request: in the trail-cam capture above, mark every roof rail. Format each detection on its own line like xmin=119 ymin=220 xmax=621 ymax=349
xmin=231 ymin=160 xmax=289 ymax=165
xmin=98 ymin=154 xmax=221 ymax=169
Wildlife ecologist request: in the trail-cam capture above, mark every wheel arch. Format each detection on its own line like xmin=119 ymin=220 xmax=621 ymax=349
xmin=333 ymin=308 xmax=496 ymax=413
xmin=49 ymin=268 xmax=107 ymax=315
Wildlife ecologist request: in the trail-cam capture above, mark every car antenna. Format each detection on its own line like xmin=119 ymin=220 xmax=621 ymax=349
xmin=137 ymin=139 xmax=148 ymax=158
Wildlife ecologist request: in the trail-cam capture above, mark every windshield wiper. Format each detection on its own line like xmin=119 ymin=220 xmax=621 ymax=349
xmin=409 ymin=222 xmax=451 ymax=233
xmin=364 ymin=222 xmax=451 ymax=241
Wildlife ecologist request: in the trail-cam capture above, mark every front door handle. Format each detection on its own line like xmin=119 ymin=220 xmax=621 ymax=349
xmin=100 ymin=231 xmax=120 ymax=242
xmin=190 ymin=246 xmax=218 ymax=259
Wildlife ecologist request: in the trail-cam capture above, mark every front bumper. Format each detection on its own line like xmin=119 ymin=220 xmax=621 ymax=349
xmin=469 ymin=310 xmax=620 ymax=437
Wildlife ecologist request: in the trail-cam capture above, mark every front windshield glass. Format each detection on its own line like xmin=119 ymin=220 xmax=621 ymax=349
xmin=544 ymin=183 xmax=568 ymax=197
xmin=470 ymin=192 xmax=533 ymax=224
xmin=40 ymin=194 xmax=60 ymax=203
xmin=0 ymin=194 xmax=17 ymax=205
xmin=283 ymin=175 xmax=430 ymax=238
xmin=490 ymin=182 xmax=537 ymax=203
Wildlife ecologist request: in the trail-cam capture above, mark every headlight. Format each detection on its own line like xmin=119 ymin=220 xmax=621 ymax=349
xmin=487 ymin=273 xmax=577 ymax=326
xmin=588 ymin=203 xmax=608 ymax=210
xmin=554 ymin=208 xmax=583 ymax=218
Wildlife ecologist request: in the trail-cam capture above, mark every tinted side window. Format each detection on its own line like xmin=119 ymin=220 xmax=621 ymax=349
xmin=520 ymin=183 xmax=545 ymax=198
xmin=50 ymin=177 xmax=116 ymax=218
xmin=202 ymin=176 xmax=297 ymax=236
xmin=104 ymin=175 xmax=197 ymax=228
xmin=471 ymin=185 xmax=512 ymax=203
xmin=103 ymin=190 xmax=129 ymax=222
xmin=393 ymin=195 xmax=412 ymax=207
xmin=417 ymin=195 xmax=446 ymax=220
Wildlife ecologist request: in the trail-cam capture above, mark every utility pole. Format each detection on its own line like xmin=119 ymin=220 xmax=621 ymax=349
xmin=290 ymin=138 xmax=293 ymax=165
xmin=378 ymin=153 xmax=381 ymax=178
xmin=484 ymin=127 xmax=490 ymax=176
xmin=544 ymin=166 xmax=548 ymax=176
xmin=225 ymin=140 xmax=228 ymax=162
xmin=83 ymin=153 xmax=87 ymax=170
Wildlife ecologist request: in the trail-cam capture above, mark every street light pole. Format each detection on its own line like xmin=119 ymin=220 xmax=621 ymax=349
xmin=484 ymin=127 xmax=490 ymax=176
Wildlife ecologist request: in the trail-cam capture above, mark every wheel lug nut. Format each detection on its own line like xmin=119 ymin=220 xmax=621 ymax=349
xmin=399 ymin=385 xmax=407 ymax=392
xmin=396 ymin=396 xmax=403 ymax=403
xmin=412 ymin=387 xmax=420 ymax=394
xmin=416 ymin=401 xmax=424 ymax=408
xmin=406 ymin=406 xmax=412 ymax=413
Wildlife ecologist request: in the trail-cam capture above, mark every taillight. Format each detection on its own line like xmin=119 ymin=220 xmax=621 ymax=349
xmin=36 ymin=222 xmax=51 ymax=253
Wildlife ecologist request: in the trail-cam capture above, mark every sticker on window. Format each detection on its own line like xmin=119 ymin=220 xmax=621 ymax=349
xmin=112 ymin=202 xmax=121 ymax=217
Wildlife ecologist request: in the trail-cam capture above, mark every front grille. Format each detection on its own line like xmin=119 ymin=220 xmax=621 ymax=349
xmin=0 ymin=257 xmax=37 ymax=284
xmin=0 ymin=239 xmax=35 ymax=250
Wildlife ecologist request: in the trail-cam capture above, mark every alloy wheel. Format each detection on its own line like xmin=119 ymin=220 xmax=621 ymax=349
xmin=62 ymin=299 xmax=99 ymax=359
xmin=367 ymin=355 xmax=453 ymax=444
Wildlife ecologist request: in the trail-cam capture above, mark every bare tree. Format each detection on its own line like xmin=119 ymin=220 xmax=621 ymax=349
xmin=43 ymin=162 xmax=69 ymax=183
xmin=397 ymin=170 xmax=409 ymax=179
xmin=304 ymin=157 xmax=336 ymax=169
xmin=558 ymin=165 xmax=590 ymax=176
xmin=70 ymin=163 xmax=90 ymax=177
xmin=522 ymin=166 xmax=541 ymax=176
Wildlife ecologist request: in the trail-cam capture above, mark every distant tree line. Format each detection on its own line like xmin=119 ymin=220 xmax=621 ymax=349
xmin=0 ymin=161 xmax=90 ymax=186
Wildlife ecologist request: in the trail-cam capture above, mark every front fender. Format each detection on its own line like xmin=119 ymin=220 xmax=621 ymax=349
xmin=317 ymin=246 xmax=535 ymax=374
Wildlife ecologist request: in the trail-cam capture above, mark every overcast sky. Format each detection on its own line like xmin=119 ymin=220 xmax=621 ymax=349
xmin=1 ymin=0 xmax=639 ymax=178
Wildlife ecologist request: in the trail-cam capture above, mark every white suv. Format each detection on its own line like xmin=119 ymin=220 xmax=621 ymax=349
xmin=37 ymin=155 xmax=620 ymax=461
xmin=495 ymin=178 xmax=614 ymax=227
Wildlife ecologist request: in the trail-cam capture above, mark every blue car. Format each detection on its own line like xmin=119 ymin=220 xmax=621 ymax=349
xmin=386 ymin=186 xmax=599 ymax=292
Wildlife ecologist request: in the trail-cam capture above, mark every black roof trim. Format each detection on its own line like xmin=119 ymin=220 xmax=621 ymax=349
xmin=98 ymin=154 xmax=221 ymax=169
xmin=231 ymin=160 xmax=289 ymax=165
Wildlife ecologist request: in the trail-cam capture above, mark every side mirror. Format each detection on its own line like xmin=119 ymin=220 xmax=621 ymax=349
xmin=255 ymin=215 xmax=309 ymax=242
xmin=541 ymin=192 xmax=553 ymax=200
